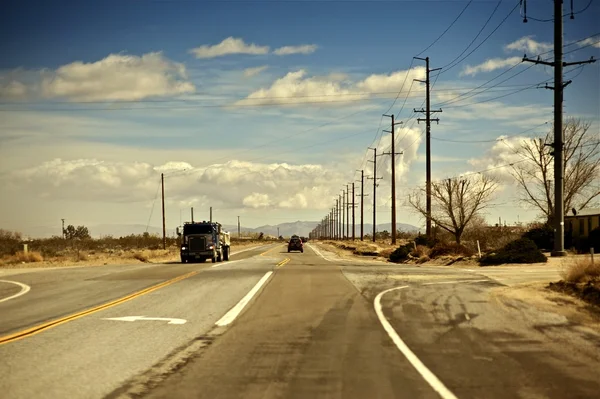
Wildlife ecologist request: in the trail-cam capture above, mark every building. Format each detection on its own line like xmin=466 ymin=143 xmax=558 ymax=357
xmin=565 ymin=208 xmax=600 ymax=249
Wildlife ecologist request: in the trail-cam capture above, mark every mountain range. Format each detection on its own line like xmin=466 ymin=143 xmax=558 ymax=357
xmin=16 ymin=221 xmax=421 ymax=239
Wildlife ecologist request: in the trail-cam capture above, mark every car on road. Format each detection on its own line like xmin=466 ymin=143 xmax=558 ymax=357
xmin=288 ymin=237 xmax=303 ymax=253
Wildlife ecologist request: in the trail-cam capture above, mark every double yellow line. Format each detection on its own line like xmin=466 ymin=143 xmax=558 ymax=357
xmin=276 ymin=258 xmax=290 ymax=268
xmin=0 ymin=270 xmax=198 ymax=346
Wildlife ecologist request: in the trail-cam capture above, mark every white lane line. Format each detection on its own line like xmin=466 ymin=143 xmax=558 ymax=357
xmin=0 ymin=280 xmax=31 ymax=303
xmin=422 ymin=279 xmax=489 ymax=286
xmin=308 ymin=244 xmax=333 ymax=262
xmin=375 ymin=286 xmax=459 ymax=399
xmin=230 ymin=245 xmax=269 ymax=256
xmin=211 ymin=259 xmax=243 ymax=268
xmin=215 ymin=271 xmax=273 ymax=326
xmin=465 ymin=313 xmax=471 ymax=321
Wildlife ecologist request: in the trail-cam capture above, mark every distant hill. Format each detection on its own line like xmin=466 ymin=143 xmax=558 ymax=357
xmin=16 ymin=220 xmax=421 ymax=239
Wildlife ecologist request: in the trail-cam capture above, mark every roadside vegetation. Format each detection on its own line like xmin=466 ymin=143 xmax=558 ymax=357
xmin=548 ymin=258 xmax=600 ymax=308
xmin=0 ymin=227 xmax=270 ymax=268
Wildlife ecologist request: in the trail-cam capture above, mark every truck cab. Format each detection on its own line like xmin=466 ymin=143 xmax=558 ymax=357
xmin=177 ymin=221 xmax=230 ymax=263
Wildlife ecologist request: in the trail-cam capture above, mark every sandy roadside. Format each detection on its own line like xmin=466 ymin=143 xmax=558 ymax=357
xmin=0 ymin=241 xmax=273 ymax=270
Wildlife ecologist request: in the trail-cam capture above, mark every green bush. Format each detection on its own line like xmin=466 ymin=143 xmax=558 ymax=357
xmin=522 ymin=224 xmax=554 ymax=251
xmin=480 ymin=238 xmax=547 ymax=266
xmin=429 ymin=242 xmax=474 ymax=258
xmin=389 ymin=244 xmax=413 ymax=263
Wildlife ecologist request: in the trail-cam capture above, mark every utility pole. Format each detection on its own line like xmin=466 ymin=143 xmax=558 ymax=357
xmin=209 ymin=206 xmax=212 ymax=223
xmin=330 ymin=209 xmax=334 ymax=239
xmin=382 ymin=115 xmax=404 ymax=244
xmin=342 ymin=189 xmax=346 ymax=240
xmin=161 ymin=173 xmax=166 ymax=250
xmin=191 ymin=207 xmax=194 ymax=223
xmin=346 ymin=184 xmax=350 ymax=239
xmin=351 ymin=182 xmax=355 ymax=240
xmin=367 ymin=147 xmax=383 ymax=242
xmin=339 ymin=194 xmax=343 ymax=240
xmin=356 ymin=169 xmax=368 ymax=241
xmin=61 ymin=219 xmax=65 ymax=239
xmin=521 ymin=0 xmax=595 ymax=256
xmin=277 ymin=226 xmax=280 ymax=239
xmin=414 ymin=56 xmax=442 ymax=239
xmin=336 ymin=198 xmax=340 ymax=240
xmin=237 ymin=216 xmax=241 ymax=238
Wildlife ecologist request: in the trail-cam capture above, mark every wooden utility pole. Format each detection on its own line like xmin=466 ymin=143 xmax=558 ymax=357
xmin=237 ymin=216 xmax=241 ymax=238
xmin=351 ymin=182 xmax=355 ymax=240
xmin=367 ymin=147 xmax=383 ymax=242
xmin=346 ymin=184 xmax=350 ymax=239
xmin=61 ymin=219 xmax=65 ymax=239
xmin=191 ymin=207 xmax=194 ymax=223
xmin=356 ymin=169 xmax=368 ymax=241
xmin=342 ymin=189 xmax=346 ymax=240
xmin=522 ymin=0 xmax=595 ymax=256
xmin=161 ymin=173 xmax=166 ymax=250
xmin=382 ymin=115 xmax=404 ymax=244
xmin=414 ymin=56 xmax=442 ymax=239
xmin=209 ymin=206 xmax=212 ymax=223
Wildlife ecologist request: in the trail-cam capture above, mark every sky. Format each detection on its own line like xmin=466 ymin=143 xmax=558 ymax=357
xmin=1 ymin=0 xmax=599 ymax=236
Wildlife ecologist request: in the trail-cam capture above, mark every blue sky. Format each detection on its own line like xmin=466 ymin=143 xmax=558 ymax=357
xmin=1 ymin=0 xmax=599 ymax=235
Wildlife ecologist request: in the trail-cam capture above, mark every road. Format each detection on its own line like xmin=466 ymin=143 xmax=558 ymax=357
xmin=1 ymin=243 xmax=598 ymax=399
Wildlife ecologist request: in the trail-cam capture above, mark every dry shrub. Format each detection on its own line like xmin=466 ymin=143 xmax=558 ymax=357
xmin=75 ymin=251 xmax=88 ymax=261
xmin=417 ymin=255 xmax=430 ymax=264
xmin=132 ymin=251 xmax=149 ymax=262
xmin=561 ymin=259 xmax=600 ymax=283
xmin=13 ymin=251 xmax=44 ymax=263
xmin=379 ymin=248 xmax=395 ymax=258
xmin=411 ymin=245 xmax=430 ymax=257
xmin=430 ymin=242 xmax=474 ymax=258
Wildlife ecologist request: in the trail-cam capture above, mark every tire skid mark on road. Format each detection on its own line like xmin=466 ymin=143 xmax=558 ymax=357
xmin=0 ymin=280 xmax=31 ymax=303
xmin=375 ymin=286 xmax=459 ymax=399
xmin=0 ymin=271 xmax=198 ymax=346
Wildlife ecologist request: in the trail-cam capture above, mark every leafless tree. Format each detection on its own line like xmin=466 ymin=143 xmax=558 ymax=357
xmin=408 ymin=174 xmax=498 ymax=244
xmin=510 ymin=118 xmax=599 ymax=221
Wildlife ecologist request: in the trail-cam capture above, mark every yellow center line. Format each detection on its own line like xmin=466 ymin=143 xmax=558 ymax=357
xmin=276 ymin=258 xmax=291 ymax=268
xmin=0 ymin=270 xmax=199 ymax=346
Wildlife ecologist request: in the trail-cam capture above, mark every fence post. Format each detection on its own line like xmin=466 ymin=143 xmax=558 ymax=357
xmin=477 ymin=240 xmax=482 ymax=258
xmin=23 ymin=244 xmax=28 ymax=254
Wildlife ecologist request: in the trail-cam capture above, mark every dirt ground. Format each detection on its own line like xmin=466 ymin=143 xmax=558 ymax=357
xmin=0 ymin=241 xmax=268 ymax=269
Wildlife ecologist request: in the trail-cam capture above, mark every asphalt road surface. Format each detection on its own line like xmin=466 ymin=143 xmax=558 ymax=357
xmin=1 ymin=243 xmax=598 ymax=399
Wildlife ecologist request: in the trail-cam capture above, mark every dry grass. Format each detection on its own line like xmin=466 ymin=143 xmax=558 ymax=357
xmin=561 ymin=259 xmax=600 ymax=283
xmin=132 ymin=251 xmax=150 ymax=262
xmin=0 ymin=251 xmax=44 ymax=265
xmin=411 ymin=245 xmax=430 ymax=258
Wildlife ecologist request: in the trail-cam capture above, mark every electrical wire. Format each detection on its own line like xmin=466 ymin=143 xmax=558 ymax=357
xmin=415 ymin=0 xmax=473 ymax=57
xmin=145 ymin=176 xmax=162 ymax=233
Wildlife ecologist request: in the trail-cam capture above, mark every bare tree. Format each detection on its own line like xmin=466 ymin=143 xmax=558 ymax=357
xmin=510 ymin=118 xmax=599 ymax=221
xmin=408 ymin=174 xmax=498 ymax=244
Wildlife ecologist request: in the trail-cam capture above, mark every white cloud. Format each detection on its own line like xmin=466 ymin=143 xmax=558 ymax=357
xmin=234 ymin=66 xmax=425 ymax=107
xmin=189 ymin=37 xmax=270 ymax=59
xmin=460 ymin=57 xmax=522 ymax=76
xmin=243 ymin=193 xmax=271 ymax=208
xmin=578 ymin=37 xmax=600 ymax=49
xmin=1 ymin=52 xmax=195 ymax=102
xmin=243 ymin=65 xmax=269 ymax=77
xmin=4 ymin=158 xmax=347 ymax=211
xmin=273 ymin=44 xmax=318 ymax=56
xmin=504 ymin=36 xmax=552 ymax=55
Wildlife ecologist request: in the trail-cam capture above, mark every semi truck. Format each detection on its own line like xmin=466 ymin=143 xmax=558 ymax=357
xmin=176 ymin=221 xmax=231 ymax=263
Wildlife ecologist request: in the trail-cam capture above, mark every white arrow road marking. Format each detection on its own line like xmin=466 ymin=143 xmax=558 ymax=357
xmin=0 ymin=280 xmax=31 ymax=303
xmin=102 ymin=316 xmax=187 ymax=325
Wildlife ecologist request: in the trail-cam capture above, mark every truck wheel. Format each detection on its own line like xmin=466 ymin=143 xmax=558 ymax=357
xmin=211 ymin=252 xmax=216 ymax=263
xmin=223 ymin=247 xmax=230 ymax=261
xmin=181 ymin=257 xmax=186 ymax=263
xmin=217 ymin=249 xmax=222 ymax=262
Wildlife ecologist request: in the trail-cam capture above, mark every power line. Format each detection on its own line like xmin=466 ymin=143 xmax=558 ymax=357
xmin=430 ymin=120 xmax=551 ymax=143
xmin=415 ymin=0 xmax=473 ymax=57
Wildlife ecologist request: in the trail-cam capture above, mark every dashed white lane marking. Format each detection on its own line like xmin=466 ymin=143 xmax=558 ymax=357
xmin=375 ymin=286 xmax=459 ymax=399
xmin=0 ymin=280 xmax=31 ymax=303
xmin=465 ymin=313 xmax=471 ymax=321
xmin=422 ymin=279 xmax=489 ymax=286
xmin=215 ymin=271 xmax=273 ymax=327
xmin=211 ymin=260 xmax=243 ymax=268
